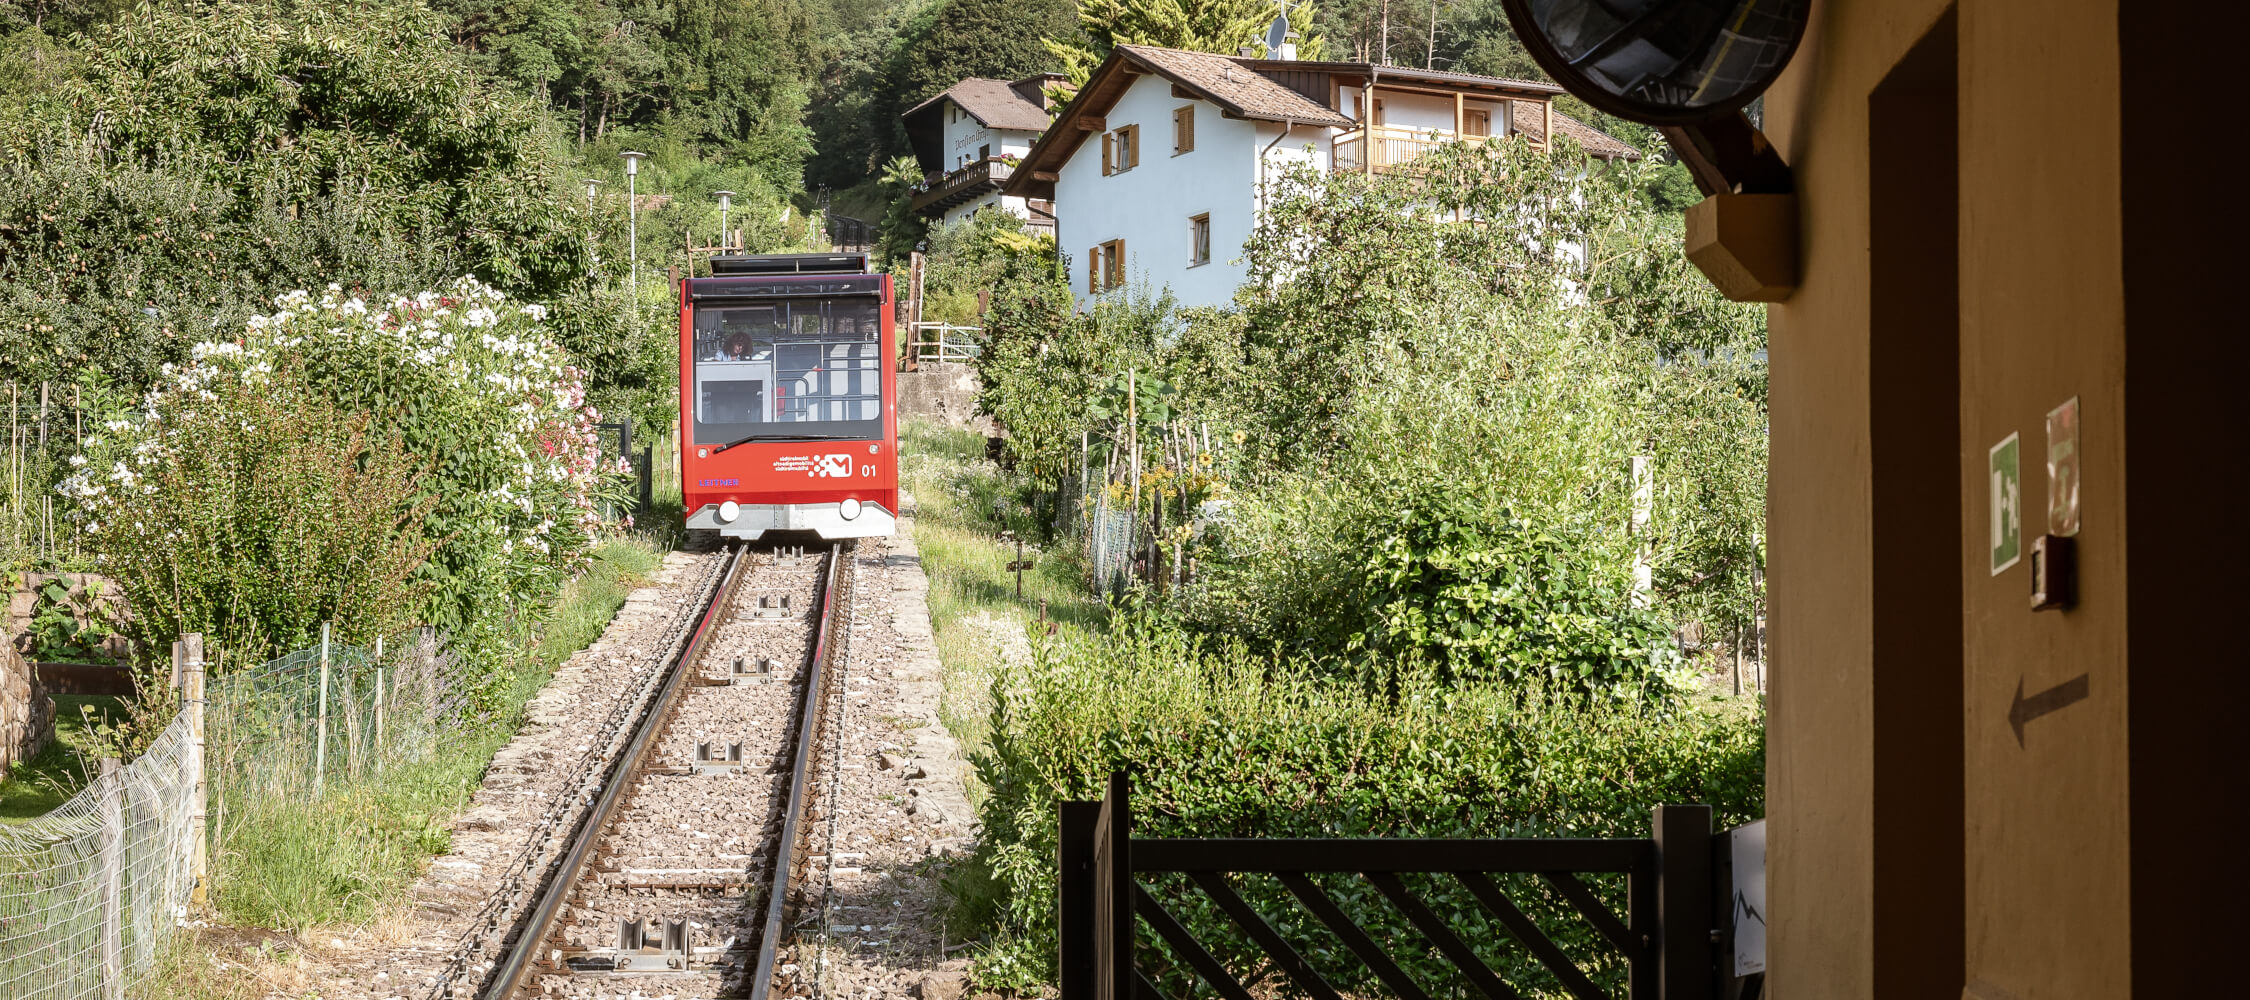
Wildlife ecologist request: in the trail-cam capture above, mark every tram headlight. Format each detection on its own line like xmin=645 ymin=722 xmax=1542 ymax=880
xmin=717 ymin=500 xmax=740 ymax=523
xmin=839 ymin=497 xmax=862 ymax=521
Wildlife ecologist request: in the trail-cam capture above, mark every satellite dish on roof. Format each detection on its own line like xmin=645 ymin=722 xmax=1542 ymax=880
xmin=1265 ymin=12 xmax=1291 ymax=54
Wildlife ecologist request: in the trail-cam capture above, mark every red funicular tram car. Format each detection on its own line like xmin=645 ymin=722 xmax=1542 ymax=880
xmin=679 ymin=253 xmax=897 ymax=540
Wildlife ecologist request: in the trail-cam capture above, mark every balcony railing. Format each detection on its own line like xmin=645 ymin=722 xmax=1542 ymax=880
xmin=911 ymin=157 xmax=1016 ymax=214
xmin=1333 ymin=125 xmax=1544 ymax=174
xmin=910 ymin=322 xmax=983 ymax=363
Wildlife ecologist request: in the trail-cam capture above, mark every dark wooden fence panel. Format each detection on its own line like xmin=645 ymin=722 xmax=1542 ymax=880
xmin=1059 ymin=772 xmax=1721 ymax=1000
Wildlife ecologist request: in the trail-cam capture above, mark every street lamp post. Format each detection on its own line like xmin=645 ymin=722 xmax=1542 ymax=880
xmin=713 ymin=191 xmax=735 ymax=252
xmin=620 ymin=151 xmax=647 ymax=290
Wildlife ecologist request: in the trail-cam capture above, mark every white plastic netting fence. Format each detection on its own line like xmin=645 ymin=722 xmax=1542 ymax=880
xmin=0 ymin=715 xmax=197 ymax=1000
xmin=0 ymin=628 xmax=465 ymax=1000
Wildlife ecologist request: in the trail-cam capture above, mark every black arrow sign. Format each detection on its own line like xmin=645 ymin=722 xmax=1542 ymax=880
xmin=2009 ymin=673 xmax=2090 ymax=747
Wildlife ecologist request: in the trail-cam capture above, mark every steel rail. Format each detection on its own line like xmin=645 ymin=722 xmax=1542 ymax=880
xmin=479 ymin=541 xmax=753 ymax=1000
xmin=748 ymin=540 xmax=848 ymax=1000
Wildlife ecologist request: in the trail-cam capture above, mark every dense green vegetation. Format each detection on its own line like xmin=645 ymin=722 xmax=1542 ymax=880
xmin=0 ymin=4 xmax=1761 ymax=996
xmin=915 ymin=131 xmax=1765 ymax=985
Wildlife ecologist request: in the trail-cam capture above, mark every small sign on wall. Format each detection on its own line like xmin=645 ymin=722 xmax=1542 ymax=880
xmin=2046 ymin=396 xmax=2081 ymax=536
xmin=1990 ymin=432 xmax=2022 ymax=574
xmin=1730 ymin=819 xmax=1767 ymax=976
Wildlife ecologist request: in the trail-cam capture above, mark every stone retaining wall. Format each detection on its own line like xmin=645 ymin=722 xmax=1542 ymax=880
xmin=896 ymin=361 xmax=994 ymax=434
xmin=0 ymin=631 xmax=53 ymax=771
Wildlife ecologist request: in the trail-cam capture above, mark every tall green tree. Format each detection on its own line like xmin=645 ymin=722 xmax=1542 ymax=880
xmin=0 ymin=0 xmax=594 ymax=385
xmin=806 ymin=0 xmax=1076 ymax=194
xmin=1049 ymin=0 xmax=1324 ymax=84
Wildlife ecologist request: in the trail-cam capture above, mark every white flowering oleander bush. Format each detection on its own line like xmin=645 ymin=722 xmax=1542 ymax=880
xmin=61 ymin=278 xmax=620 ymax=678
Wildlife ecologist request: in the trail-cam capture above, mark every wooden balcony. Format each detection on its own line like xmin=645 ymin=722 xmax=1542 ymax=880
xmin=1332 ymin=125 xmax=1544 ymax=174
xmin=910 ymin=157 xmax=1015 ymax=214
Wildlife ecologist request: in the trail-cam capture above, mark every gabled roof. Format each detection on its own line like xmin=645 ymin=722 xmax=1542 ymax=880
xmin=1002 ymin=46 xmax=1642 ymax=199
xmin=901 ymin=74 xmax=1064 ymax=174
xmin=1241 ymin=60 xmax=1564 ymax=98
xmin=1506 ymin=100 xmax=1642 ymax=160
xmin=1116 ymin=46 xmax=1356 ymax=128
xmin=1004 ymin=45 xmax=1356 ymax=200
xmin=903 ymin=77 xmax=1056 ymax=133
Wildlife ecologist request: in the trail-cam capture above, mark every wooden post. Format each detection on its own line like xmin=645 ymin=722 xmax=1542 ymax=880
xmin=1732 ymin=628 xmax=1743 ymax=697
xmin=1127 ymin=370 xmax=1139 ymax=552
xmin=1652 ymin=803 xmax=1715 ymax=1000
xmin=1454 ymin=91 xmax=1465 ymax=139
xmin=98 ymin=757 xmax=124 ymax=1000
xmin=1544 ymin=99 xmax=1555 ymax=152
xmin=314 ymin=623 xmax=331 ymax=794
xmin=178 ymin=634 xmax=208 ymax=909
xmin=372 ymin=635 xmax=385 ymax=775
xmin=1056 ymin=799 xmax=1102 ymax=1000
xmin=1092 ymin=772 xmax=1133 ymax=1000
xmin=908 ymin=251 xmax=926 ymax=372
xmin=1362 ymin=82 xmax=1376 ymax=175
xmin=1630 ymin=456 xmax=1654 ymax=608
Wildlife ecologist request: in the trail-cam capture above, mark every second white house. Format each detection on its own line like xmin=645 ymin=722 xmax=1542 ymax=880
xmin=1002 ymin=45 xmax=1640 ymax=310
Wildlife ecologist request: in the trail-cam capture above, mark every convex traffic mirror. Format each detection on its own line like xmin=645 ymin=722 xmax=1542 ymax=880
xmin=1500 ymin=0 xmax=1809 ymax=124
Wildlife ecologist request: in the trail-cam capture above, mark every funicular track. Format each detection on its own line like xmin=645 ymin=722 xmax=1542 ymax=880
xmin=447 ymin=539 xmax=853 ymax=1000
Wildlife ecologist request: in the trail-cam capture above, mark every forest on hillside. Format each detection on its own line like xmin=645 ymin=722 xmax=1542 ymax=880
xmin=3 ymin=0 xmax=1662 ymax=220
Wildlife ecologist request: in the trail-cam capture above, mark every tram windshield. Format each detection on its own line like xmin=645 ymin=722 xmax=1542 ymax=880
xmin=691 ymin=297 xmax=883 ymax=445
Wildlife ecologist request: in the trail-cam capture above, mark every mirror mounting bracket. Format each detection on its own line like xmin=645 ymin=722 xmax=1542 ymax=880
xmin=1660 ymin=112 xmax=1794 ymax=197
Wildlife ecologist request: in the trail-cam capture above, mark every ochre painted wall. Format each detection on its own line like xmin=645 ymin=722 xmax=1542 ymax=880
xmin=1955 ymin=1 xmax=2128 ymax=996
xmin=1764 ymin=1 xmax=2130 ymax=996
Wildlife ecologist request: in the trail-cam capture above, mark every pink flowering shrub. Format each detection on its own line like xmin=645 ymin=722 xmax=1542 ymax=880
xmin=63 ymin=278 xmax=619 ymax=673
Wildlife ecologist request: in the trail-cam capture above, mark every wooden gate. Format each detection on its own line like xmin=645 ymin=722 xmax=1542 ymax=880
xmin=1059 ymin=773 xmax=1736 ymax=1000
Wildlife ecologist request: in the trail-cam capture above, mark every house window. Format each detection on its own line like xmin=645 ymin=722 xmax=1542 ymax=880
xmin=1173 ymin=105 xmax=1195 ymax=154
xmin=1188 ymin=214 xmax=1210 ymax=267
xmin=1102 ymin=125 xmax=1140 ymax=174
xmin=1088 ymin=239 xmax=1126 ymax=292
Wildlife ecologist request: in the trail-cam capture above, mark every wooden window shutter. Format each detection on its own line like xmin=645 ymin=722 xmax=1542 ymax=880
xmin=1102 ymin=131 xmax=1113 ymax=175
xmin=1174 ymin=106 xmax=1194 ymax=153
xmin=1089 ymin=247 xmax=1100 ymax=292
xmin=1127 ymin=126 xmax=1140 ymax=168
xmin=1109 ymin=240 xmax=1125 ymax=288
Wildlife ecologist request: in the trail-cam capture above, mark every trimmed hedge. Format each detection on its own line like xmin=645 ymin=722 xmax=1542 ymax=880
xmin=965 ymin=617 xmax=1764 ymax=994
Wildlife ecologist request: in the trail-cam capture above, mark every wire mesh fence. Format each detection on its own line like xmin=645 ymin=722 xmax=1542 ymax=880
xmin=206 ymin=627 xmax=465 ymax=827
xmin=1084 ymin=483 xmax=1138 ymax=600
xmin=0 ymin=713 xmax=198 ymax=1000
xmin=0 ymin=626 xmax=467 ymax=1000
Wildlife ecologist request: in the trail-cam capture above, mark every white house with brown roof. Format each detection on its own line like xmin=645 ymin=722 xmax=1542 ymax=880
xmin=902 ymin=74 xmax=1067 ymax=233
xmin=1003 ymin=45 xmax=1639 ymax=310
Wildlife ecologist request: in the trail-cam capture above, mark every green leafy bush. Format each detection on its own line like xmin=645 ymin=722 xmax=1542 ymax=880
xmin=0 ymin=2 xmax=603 ymax=386
xmin=64 ymin=367 xmax=433 ymax=661
xmin=966 ymin=617 xmax=1764 ymax=991
xmin=64 ymin=280 xmax=614 ymax=671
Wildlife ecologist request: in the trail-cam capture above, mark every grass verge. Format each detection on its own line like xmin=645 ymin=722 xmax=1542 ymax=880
xmin=898 ymin=419 xmax=1106 ymax=763
xmin=205 ymin=533 xmax=668 ymax=932
xmin=0 ymin=693 xmax=124 ymax=821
